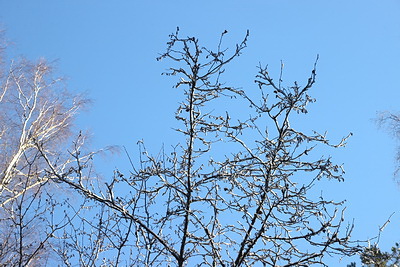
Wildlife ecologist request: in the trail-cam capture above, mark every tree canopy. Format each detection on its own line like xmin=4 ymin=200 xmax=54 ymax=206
xmin=0 ymin=29 xmax=362 ymax=266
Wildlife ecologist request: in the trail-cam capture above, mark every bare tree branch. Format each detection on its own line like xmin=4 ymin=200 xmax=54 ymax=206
xmin=38 ymin=29 xmax=361 ymax=266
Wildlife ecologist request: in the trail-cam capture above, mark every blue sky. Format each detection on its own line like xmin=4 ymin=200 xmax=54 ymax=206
xmin=1 ymin=1 xmax=400 ymax=265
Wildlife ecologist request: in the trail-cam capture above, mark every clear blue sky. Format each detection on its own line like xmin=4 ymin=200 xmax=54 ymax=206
xmin=1 ymin=1 xmax=400 ymax=265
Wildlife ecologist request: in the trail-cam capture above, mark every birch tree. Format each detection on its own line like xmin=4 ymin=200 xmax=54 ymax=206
xmin=0 ymin=41 xmax=89 ymax=265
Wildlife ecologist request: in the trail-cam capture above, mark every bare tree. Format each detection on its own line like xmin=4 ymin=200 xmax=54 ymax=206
xmin=0 ymin=58 xmax=89 ymax=203
xmin=0 ymin=39 xmax=90 ymax=265
xmin=376 ymin=111 xmax=400 ymax=178
xmin=40 ymin=29 xmax=361 ymax=266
